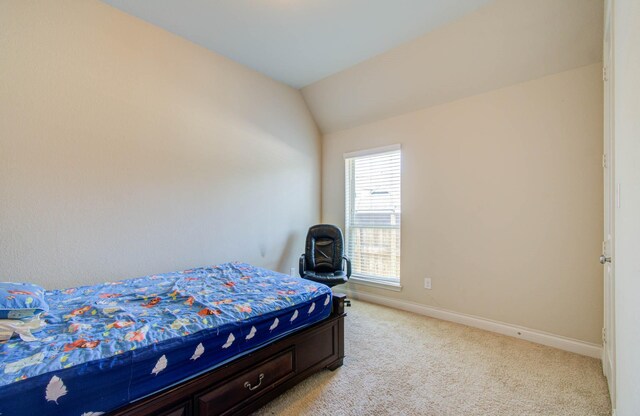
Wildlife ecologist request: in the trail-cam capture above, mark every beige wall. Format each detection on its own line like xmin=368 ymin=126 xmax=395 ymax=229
xmin=0 ymin=0 xmax=320 ymax=289
xmin=323 ymin=64 xmax=603 ymax=344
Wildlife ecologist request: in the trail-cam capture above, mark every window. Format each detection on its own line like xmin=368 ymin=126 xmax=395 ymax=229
xmin=345 ymin=145 xmax=401 ymax=287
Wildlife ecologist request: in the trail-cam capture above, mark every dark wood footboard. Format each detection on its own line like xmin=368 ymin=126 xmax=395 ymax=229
xmin=110 ymin=293 xmax=347 ymax=416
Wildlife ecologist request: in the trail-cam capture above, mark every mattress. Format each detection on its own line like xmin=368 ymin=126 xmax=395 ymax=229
xmin=0 ymin=262 xmax=332 ymax=416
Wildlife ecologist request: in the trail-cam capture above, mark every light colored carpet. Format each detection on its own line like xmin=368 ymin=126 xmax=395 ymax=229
xmin=254 ymin=300 xmax=611 ymax=416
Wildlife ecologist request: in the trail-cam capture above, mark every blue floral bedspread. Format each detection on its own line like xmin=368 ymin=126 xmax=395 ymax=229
xmin=0 ymin=262 xmax=332 ymax=416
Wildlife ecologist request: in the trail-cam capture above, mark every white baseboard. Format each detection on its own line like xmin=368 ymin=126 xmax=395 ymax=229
xmin=338 ymin=288 xmax=602 ymax=359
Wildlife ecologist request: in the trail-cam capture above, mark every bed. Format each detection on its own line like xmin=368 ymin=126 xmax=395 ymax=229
xmin=0 ymin=262 xmax=346 ymax=416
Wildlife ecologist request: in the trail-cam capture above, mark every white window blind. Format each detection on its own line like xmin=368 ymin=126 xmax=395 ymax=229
xmin=345 ymin=146 xmax=401 ymax=284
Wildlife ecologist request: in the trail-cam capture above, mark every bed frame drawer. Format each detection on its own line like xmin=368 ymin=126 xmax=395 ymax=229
xmin=196 ymin=349 xmax=295 ymax=416
xmin=109 ymin=294 xmax=346 ymax=416
xmin=158 ymin=402 xmax=191 ymax=416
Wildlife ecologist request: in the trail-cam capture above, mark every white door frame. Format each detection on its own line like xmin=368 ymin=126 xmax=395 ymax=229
xmin=602 ymin=0 xmax=616 ymax=406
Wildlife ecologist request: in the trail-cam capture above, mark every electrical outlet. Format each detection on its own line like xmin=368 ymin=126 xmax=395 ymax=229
xmin=424 ymin=277 xmax=432 ymax=290
xmin=290 ymin=267 xmax=297 ymax=278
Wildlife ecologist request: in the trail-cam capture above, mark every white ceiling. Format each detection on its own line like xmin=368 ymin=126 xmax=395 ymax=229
xmin=100 ymin=0 xmax=492 ymax=88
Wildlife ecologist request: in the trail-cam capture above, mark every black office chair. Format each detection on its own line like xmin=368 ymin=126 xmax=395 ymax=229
xmin=299 ymin=224 xmax=351 ymax=290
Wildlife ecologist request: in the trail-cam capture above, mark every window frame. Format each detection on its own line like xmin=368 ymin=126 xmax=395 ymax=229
xmin=344 ymin=144 xmax=402 ymax=290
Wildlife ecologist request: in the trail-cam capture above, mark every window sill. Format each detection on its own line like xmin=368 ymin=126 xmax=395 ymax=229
xmin=349 ymin=276 xmax=402 ymax=292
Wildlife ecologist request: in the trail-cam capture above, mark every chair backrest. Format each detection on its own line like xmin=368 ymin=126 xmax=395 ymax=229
xmin=304 ymin=224 xmax=344 ymax=273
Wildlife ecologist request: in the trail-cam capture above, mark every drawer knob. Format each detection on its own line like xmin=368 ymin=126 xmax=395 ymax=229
xmin=244 ymin=373 xmax=265 ymax=391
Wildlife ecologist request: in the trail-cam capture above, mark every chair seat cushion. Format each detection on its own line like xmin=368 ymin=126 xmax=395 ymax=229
xmin=301 ymin=270 xmax=348 ymax=287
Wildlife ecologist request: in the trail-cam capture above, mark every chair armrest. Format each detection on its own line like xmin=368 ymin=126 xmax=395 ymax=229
xmin=342 ymin=255 xmax=352 ymax=278
xmin=299 ymin=254 xmax=306 ymax=278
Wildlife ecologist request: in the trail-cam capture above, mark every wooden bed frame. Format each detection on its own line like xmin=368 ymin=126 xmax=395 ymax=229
xmin=109 ymin=293 xmax=347 ymax=416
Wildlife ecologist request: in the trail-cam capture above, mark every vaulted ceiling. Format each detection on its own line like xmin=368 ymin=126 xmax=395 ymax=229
xmin=100 ymin=0 xmax=492 ymax=88
xmin=302 ymin=0 xmax=604 ymax=132
xmin=101 ymin=0 xmax=603 ymax=133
